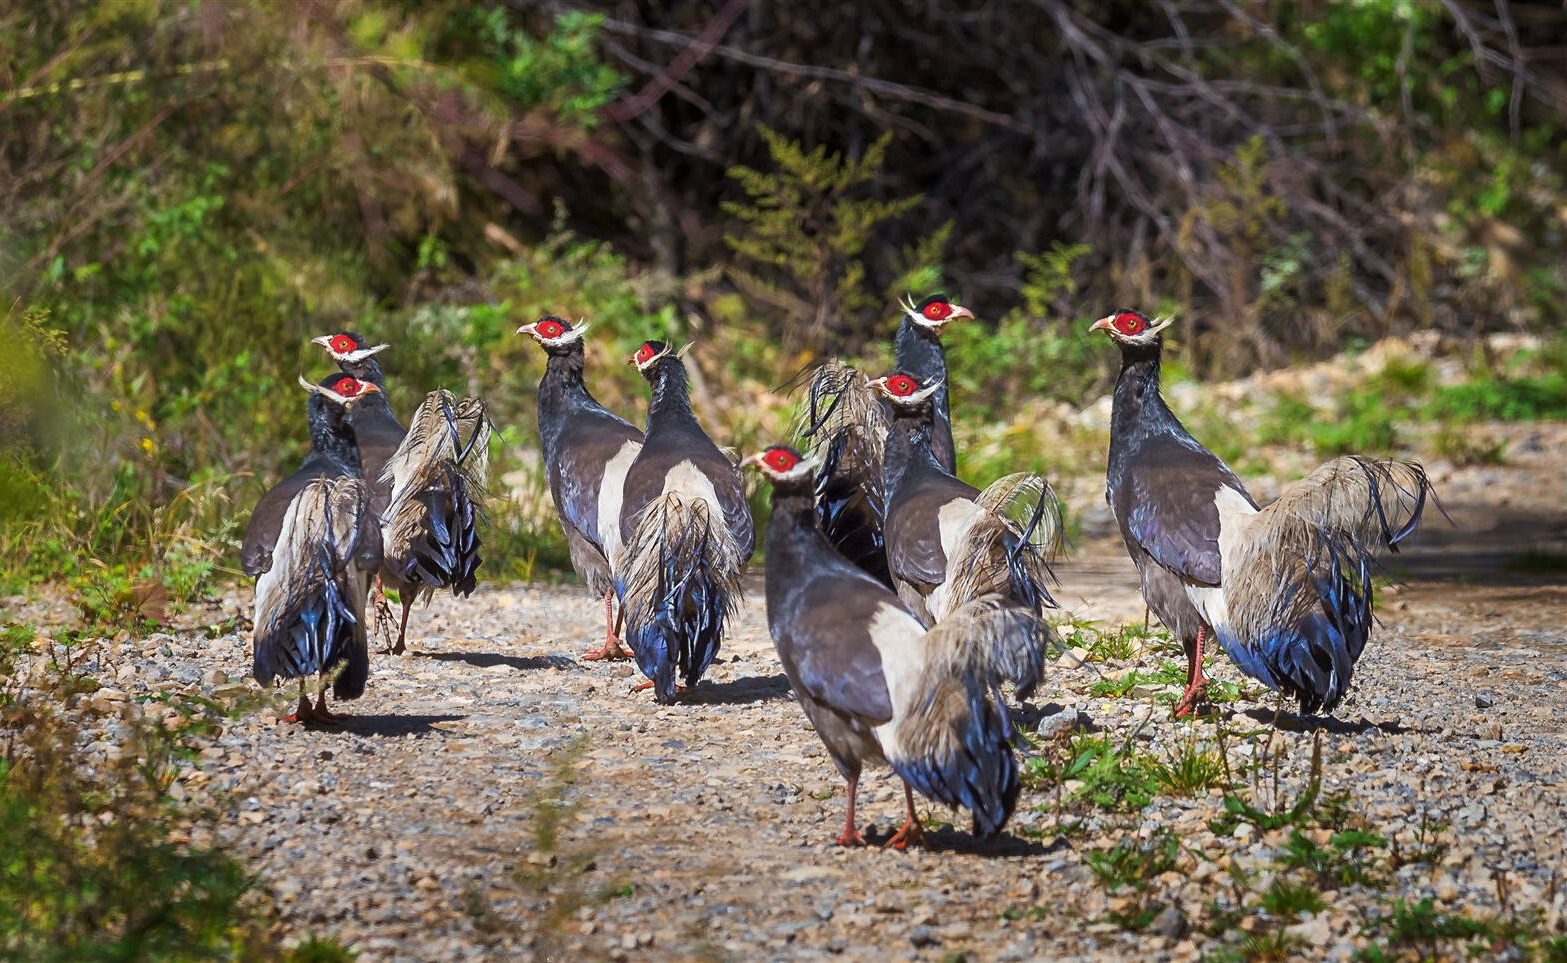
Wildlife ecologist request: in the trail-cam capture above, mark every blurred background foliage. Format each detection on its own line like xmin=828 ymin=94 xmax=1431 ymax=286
xmin=1 ymin=0 xmax=1565 ymax=597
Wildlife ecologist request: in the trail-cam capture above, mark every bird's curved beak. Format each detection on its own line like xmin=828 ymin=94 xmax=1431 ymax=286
xmin=1089 ymin=315 xmax=1115 ymax=335
xmin=865 ymin=376 xmax=889 ymax=394
xmin=309 ymin=334 xmax=333 ymax=348
xmin=737 ymin=453 xmax=762 ymax=471
xmin=515 ymin=322 xmax=537 ymax=337
xmin=949 ymin=305 xmax=975 ymax=322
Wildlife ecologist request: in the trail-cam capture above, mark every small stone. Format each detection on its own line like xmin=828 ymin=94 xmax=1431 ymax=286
xmin=1474 ymin=692 xmax=1494 ymax=709
xmin=908 ymin=925 xmax=939 ymax=947
xmin=1148 ymin=904 xmax=1186 ymax=939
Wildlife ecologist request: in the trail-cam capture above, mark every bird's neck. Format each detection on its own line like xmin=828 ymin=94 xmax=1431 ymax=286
xmin=645 ymin=358 xmax=697 ymax=435
xmin=537 ymin=347 xmax=592 ymax=455
xmin=308 ymin=397 xmax=363 ymax=474
xmin=1111 ymin=340 xmax=1178 ymax=439
xmin=765 ymin=486 xmax=829 ymax=568
xmin=341 ymin=357 xmax=388 ymax=390
xmin=894 ymin=319 xmax=946 ymax=381
xmin=883 ymin=405 xmax=940 ymax=497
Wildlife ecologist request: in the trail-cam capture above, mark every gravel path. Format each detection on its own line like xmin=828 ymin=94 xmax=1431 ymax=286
xmin=12 ymin=425 xmax=1567 ymax=961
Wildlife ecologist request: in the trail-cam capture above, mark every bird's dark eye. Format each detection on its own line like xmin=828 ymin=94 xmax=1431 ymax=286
xmin=538 ymin=320 xmax=564 ymax=339
xmin=1114 ymin=313 xmax=1145 ymax=335
xmin=334 ymin=377 xmax=361 ymax=397
xmin=765 ymin=448 xmax=797 ymax=472
xmin=922 ymin=300 xmax=952 ymax=321
xmin=887 ymin=375 xmax=918 ymax=396
xmin=331 ymin=334 xmax=356 ymax=353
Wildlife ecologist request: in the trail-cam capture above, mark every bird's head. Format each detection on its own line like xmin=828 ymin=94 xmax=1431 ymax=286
xmin=739 ymin=444 xmax=815 ymax=486
xmin=311 ymin=332 xmax=390 ymax=363
xmin=1089 ymin=309 xmax=1172 ymax=348
xmin=300 ymin=373 xmax=381 ymax=407
xmin=902 ymin=293 xmax=974 ymax=334
xmin=628 ymin=339 xmax=674 ymax=374
xmin=867 ymin=371 xmax=943 ymax=408
xmin=517 ymin=315 xmax=589 ymax=350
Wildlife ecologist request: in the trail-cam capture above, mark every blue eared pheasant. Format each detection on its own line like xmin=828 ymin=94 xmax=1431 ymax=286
xmin=245 ymin=375 xmax=383 ymax=723
xmin=1093 ymin=309 xmax=1434 ymax=716
xmin=616 ymin=340 xmax=754 ymax=703
xmin=518 ymin=316 xmax=644 ymax=660
xmin=311 ymin=332 xmax=405 ymax=516
xmin=798 ymin=294 xmax=974 ymax=585
xmin=872 ymin=371 xmax=1064 ymax=638
xmin=314 ymin=332 xmax=491 ymax=655
xmin=743 ymin=444 xmax=1045 ymax=847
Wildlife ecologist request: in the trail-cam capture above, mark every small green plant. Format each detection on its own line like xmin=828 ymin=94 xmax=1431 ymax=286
xmin=1151 ymin=731 xmax=1231 ymax=797
xmin=1085 ymin=828 xmax=1183 ymax=890
xmin=1043 ymin=728 xmax=1164 ymax=812
xmin=1258 ymin=876 xmax=1326 ymax=917
xmin=1277 ymin=828 xmax=1385 ymax=887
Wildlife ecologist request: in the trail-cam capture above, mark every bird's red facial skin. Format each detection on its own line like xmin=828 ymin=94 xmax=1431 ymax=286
xmin=537 ymin=319 xmax=566 ymax=339
xmin=763 ymin=448 xmax=798 ymax=473
xmin=331 ymin=376 xmax=362 ymax=397
xmin=1112 ymin=312 xmax=1146 ymax=336
xmin=885 ymin=375 xmax=919 ymax=397
xmin=330 ymin=334 xmax=357 ymax=354
xmin=635 ymin=343 xmax=657 ymax=365
xmin=922 ymin=300 xmax=953 ymax=322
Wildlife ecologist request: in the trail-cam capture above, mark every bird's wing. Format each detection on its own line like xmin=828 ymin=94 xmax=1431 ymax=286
xmin=885 ymin=476 xmax=981 ymax=588
xmin=776 ymin=579 xmax=902 ymax=724
xmin=1114 ymin=433 xmax=1256 ymax=586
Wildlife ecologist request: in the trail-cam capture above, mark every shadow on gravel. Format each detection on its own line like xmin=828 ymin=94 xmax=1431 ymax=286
xmin=335 ymin=713 xmax=465 ymax=736
xmin=416 ymin=651 xmax=580 ymax=672
xmin=682 ymin=673 xmax=794 ymax=705
xmin=861 ymin=825 xmax=1068 ymax=858
xmin=1239 ymin=708 xmax=1418 ymax=735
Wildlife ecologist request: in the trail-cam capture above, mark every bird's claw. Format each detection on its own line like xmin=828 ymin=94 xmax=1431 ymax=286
xmin=834 ymin=829 xmax=868 ymax=847
xmin=581 ymin=638 xmax=633 ymax=661
xmin=884 ymin=818 xmax=925 ymax=850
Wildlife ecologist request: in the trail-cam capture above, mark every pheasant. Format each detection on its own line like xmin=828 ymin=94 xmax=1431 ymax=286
xmin=872 ymin=371 xmax=1063 ymax=633
xmin=314 ymin=331 xmax=489 ymax=654
xmin=1093 ymin=309 xmax=1434 ymax=716
xmin=744 ymin=444 xmax=1044 ymax=846
xmin=517 ymin=316 xmax=644 ymax=660
xmin=616 ymin=341 xmax=754 ymax=702
xmin=797 ymin=294 xmax=974 ymax=586
xmin=247 ymin=375 xmax=383 ymax=723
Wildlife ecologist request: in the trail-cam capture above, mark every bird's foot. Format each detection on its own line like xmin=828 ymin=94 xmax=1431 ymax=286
xmin=629 ymin=680 xmax=687 ymax=696
xmin=388 ymin=640 xmax=407 ymax=656
xmin=884 ymin=817 xmax=926 ymax=850
xmin=280 ymin=694 xmax=314 ymax=725
xmin=581 ymin=636 xmax=633 ymax=661
xmin=1172 ymin=681 xmax=1210 ymax=719
xmin=834 ymin=827 xmax=868 ymax=847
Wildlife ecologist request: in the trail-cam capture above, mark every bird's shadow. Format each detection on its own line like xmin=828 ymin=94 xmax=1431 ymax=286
xmin=861 ymin=824 xmax=1070 ymax=858
xmin=680 ymin=673 xmax=794 ymax=706
xmin=1236 ymin=707 xmax=1418 ymax=735
xmin=330 ymin=713 xmax=465 ymax=737
xmin=413 ymin=651 xmax=580 ymax=672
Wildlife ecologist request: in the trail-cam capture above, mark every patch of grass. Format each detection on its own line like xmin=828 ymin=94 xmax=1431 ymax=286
xmin=1085 ymin=828 xmax=1183 ymax=890
xmin=1047 ymin=728 xmax=1164 ymax=812
xmin=1354 ymin=898 xmax=1567 ymax=962
xmin=1258 ymin=876 xmax=1326 ymax=917
xmin=1151 ymin=731 xmax=1231 ymax=797
xmin=1277 ymin=828 xmax=1385 ymax=887
xmin=1059 ymin=619 xmax=1150 ymax=663
xmin=1210 ymin=731 xmax=1352 ymax=835
xmin=1426 ymin=372 xmax=1567 ymax=423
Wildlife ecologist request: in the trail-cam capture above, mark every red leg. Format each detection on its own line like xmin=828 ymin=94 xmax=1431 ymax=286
xmin=312 ymin=688 xmax=343 ymax=723
xmin=582 ymin=588 xmax=634 ymax=661
xmin=835 ymin=776 xmax=867 ymax=847
xmin=1172 ymin=625 xmax=1211 ymax=718
xmin=390 ymin=596 xmax=413 ymax=655
xmin=280 ymin=683 xmax=313 ymax=724
xmin=885 ymin=781 xmax=926 ymax=849
xmin=629 ymin=680 xmax=687 ymax=695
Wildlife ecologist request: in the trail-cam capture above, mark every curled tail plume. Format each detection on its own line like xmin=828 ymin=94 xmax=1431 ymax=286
xmin=618 ymin=492 xmax=745 ymax=703
xmin=252 ymin=477 xmax=374 ymax=699
xmin=381 ymin=390 xmax=491 ymax=597
xmin=795 ymin=361 xmax=893 ymax=585
xmin=1222 ymin=456 xmax=1435 ymax=713
xmin=943 ymin=474 xmax=1065 ymax=663
xmin=892 ymin=596 xmax=1047 ymax=836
